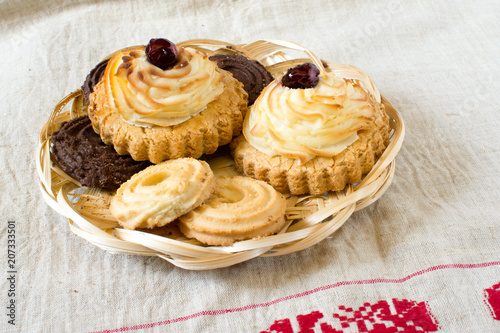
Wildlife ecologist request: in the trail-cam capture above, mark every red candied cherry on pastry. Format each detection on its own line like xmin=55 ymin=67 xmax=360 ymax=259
xmin=281 ymin=63 xmax=320 ymax=89
xmin=145 ymin=38 xmax=179 ymax=70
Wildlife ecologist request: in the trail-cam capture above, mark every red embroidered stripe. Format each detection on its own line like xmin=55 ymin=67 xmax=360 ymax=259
xmin=90 ymin=261 xmax=500 ymax=333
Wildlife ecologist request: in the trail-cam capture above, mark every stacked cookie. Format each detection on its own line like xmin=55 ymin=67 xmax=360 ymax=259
xmin=50 ymin=38 xmax=391 ymax=246
xmin=110 ymin=158 xmax=287 ymax=246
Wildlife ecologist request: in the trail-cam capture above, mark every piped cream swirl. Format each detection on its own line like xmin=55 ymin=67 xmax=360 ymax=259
xmin=243 ymin=71 xmax=378 ymax=164
xmin=103 ymin=47 xmax=224 ymax=127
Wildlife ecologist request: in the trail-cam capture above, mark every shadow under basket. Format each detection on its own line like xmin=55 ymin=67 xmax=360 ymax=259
xmin=36 ymin=39 xmax=405 ymax=270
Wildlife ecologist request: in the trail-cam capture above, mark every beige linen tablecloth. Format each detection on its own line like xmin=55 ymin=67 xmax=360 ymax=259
xmin=1 ymin=0 xmax=499 ymax=332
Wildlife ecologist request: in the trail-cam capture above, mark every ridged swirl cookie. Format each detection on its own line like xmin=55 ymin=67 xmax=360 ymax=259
xmin=209 ymin=54 xmax=274 ymax=105
xmin=178 ymin=176 xmax=287 ymax=246
xmin=88 ymin=46 xmax=248 ymax=164
xmin=50 ymin=115 xmax=151 ymax=190
xmin=81 ymin=58 xmax=109 ymax=104
xmin=109 ymin=158 xmax=216 ymax=229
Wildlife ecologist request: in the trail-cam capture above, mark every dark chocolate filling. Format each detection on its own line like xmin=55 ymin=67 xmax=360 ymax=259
xmin=209 ymin=54 xmax=274 ymax=105
xmin=50 ymin=116 xmax=151 ymax=190
xmin=81 ymin=59 xmax=109 ymax=104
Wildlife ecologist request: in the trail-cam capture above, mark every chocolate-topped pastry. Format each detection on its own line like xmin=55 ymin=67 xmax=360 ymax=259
xmin=209 ymin=54 xmax=273 ymax=105
xmin=82 ymin=59 xmax=109 ymax=104
xmin=50 ymin=116 xmax=151 ymax=190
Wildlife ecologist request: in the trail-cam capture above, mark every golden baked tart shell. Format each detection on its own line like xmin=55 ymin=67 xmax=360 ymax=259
xmin=88 ymin=68 xmax=248 ymax=164
xmin=231 ymin=103 xmax=391 ymax=195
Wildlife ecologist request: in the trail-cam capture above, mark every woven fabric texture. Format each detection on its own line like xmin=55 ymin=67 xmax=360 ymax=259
xmin=0 ymin=0 xmax=499 ymax=332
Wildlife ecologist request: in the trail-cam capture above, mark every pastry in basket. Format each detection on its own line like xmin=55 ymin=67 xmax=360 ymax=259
xmin=231 ymin=62 xmax=391 ymax=195
xmin=82 ymin=58 xmax=109 ymax=104
xmin=109 ymin=158 xmax=216 ymax=229
xmin=178 ymin=176 xmax=287 ymax=246
xmin=88 ymin=38 xmax=248 ymax=164
xmin=50 ymin=115 xmax=151 ymax=190
xmin=209 ymin=54 xmax=274 ymax=105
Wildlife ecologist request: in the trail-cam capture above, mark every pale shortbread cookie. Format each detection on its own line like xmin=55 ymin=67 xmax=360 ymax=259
xmin=231 ymin=104 xmax=390 ymax=196
xmin=88 ymin=47 xmax=248 ymax=164
xmin=109 ymin=158 xmax=216 ymax=229
xmin=178 ymin=176 xmax=287 ymax=246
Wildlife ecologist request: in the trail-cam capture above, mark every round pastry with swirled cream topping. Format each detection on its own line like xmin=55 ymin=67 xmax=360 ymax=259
xmin=88 ymin=44 xmax=248 ymax=164
xmin=231 ymin=64 xmax=391 ymax=195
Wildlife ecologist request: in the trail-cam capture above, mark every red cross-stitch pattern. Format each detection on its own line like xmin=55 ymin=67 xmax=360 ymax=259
xmin=260 ymin=298 xmax=439 ymax=333
xmin=484 ymin=282 xmax=500 ymax=320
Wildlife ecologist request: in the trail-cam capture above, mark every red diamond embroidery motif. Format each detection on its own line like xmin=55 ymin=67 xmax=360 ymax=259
xmin=261 ymin=298 xmax=439 ymax=333
xmin=484 ymin=282 xmax=500 ymax=320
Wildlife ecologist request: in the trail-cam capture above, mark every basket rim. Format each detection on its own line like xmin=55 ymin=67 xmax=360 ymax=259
xmin=36 ymin=39 xmax=405 ymax=270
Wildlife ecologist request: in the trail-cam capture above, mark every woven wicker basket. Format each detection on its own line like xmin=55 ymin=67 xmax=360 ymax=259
xmin=36 ymin=39 xmax=405 ymax=270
